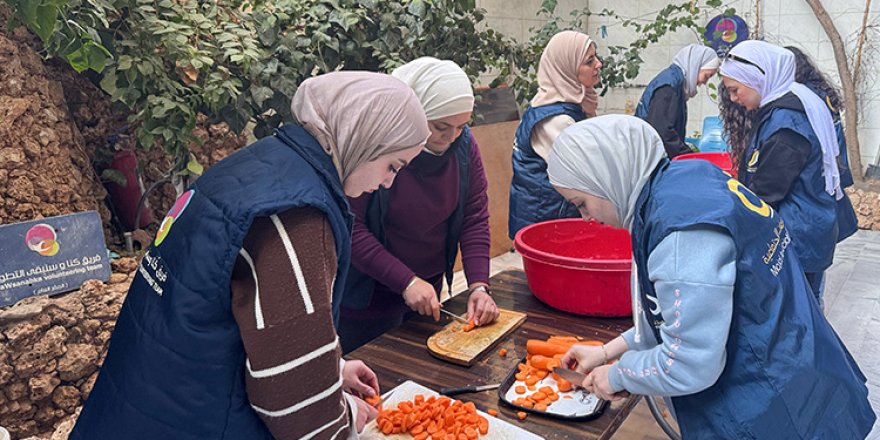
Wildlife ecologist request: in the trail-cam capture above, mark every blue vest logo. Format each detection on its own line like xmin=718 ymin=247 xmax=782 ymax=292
xmin=155 ymin=190 xmax=195 ymax=246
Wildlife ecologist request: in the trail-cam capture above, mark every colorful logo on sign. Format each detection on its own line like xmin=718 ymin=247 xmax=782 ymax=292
xmin=154 ymin=190 xmax=195 ymax=247
xmin=26 ymin=224 xmax=60 ymax=256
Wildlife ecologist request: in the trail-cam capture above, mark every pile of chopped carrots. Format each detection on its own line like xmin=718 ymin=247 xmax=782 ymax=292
xmin=375 ymin=394 xmax=490 ymax=439
xmin=508 ymin=336 xmax=606 ymax=411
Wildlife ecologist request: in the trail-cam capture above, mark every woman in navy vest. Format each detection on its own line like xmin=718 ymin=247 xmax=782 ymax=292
xmin=338 ymin=58 xmax=499 ymax=353
xmin=71 ymin=72 xmax=431 ymax=440
xmin=508 ymin=30 xmax=603 ymax=239
xmin=720 ymin=41 xmax=851 ymax=309
xmin=547 ymin=115 xmax=874 ymax=439
xmin=635 ymin=44 xmax=719 ymax=158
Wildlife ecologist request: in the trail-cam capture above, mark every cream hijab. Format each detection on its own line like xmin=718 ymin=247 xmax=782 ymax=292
xmin=531 ymin=30 xmax=599 ymax=117
xmin=391 ymin=57 xmax=475 ymax=120
xmin=548 ymin=115 xmax=667 ymax=231
xmin=290 ymin=71 xmax=431 ymax=181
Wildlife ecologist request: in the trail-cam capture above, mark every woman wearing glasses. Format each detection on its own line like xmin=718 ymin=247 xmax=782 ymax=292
xmin=508 ymin=30 xmax=603 ymax=239
xmin=338 ymin=58 xmax=499 ymax=353
xmin=635 ymin=44 xmax=720 ymax=158
xmin=720 ymin=40 xmax=848 ymax=309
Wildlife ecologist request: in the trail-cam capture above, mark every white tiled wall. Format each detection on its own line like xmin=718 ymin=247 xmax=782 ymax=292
xmin=478 ymin=0 xmax=880 ymax=171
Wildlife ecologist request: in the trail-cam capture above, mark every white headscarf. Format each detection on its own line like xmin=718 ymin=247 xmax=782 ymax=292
xmin=391 ymin=57 xmax=475 ymax=121
xmin=720 ymin=40 xmax=842 ymax=199
xmin=548 ymin=115 xmax=667 ymax=344
xmin=672 ymin=44 xmax=720 ymax=98
xmin=291 ymin=72 xmax=430 ymax=181
xmin=548 ymin=115 xmax=667 ymax=232
xmin=531 ymin=30 xmax=600 ymax=117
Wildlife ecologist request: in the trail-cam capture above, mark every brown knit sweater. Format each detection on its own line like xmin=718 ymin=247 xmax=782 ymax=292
xmin=230 ymin=207 xmax=353 ymax=439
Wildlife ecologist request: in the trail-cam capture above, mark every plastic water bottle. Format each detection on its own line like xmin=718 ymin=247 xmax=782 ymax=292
xmin=699 ymin=116 xmax=729 ymax=152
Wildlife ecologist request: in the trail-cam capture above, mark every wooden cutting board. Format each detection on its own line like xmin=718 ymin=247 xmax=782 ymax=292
xmin=360 ymin=380 xmax=543 ymax=440
xmin=427 ymin=308 xmax=526 ymax=366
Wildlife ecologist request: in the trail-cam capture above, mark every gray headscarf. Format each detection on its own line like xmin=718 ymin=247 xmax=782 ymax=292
xmin=548 ymin=115 xmax=667 ymax=231
xmin=672 ymin=44 xmax=720 ymax=98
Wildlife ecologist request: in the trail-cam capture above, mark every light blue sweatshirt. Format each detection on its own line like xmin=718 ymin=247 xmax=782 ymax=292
xmin=608 ymin=226 xmax=736 ymax=397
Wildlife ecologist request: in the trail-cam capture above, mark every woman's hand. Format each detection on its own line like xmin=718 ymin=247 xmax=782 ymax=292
xmin=560 ymin=344 xmax=607 ymax=374
xmin=583 ymin=365 xmax=628 ymax=401
xmin=352 ymin=395 xmax=379 ymax=432
xmin=402 ymin=277 xmax=440 ymax=321
xmin=342 ymin=360 xmax=379 ymax=398
xmin=466 ymin=286 xmax=499 ymax=326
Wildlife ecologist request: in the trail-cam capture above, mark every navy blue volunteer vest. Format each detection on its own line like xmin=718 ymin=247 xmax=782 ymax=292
xmin=804 ymin=82 xmax=858 ymax=242
xmin=635 ymin=64 xmax=687 ymax=142
xmin=342 ymin=127 xmax=472 ymax=308
xmin=632 ymin=159 xmax=874 ymax=439
xmin=508 ymin=103 xmax=586 ymax=239
xmin=70 ymin=125 xmax=353 ymax=440
xmin=739 ymin=100 xmax=838 ymax=273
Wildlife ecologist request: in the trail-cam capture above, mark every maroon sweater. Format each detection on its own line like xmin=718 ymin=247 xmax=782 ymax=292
xmin=347 ymin=133 xmax=490 ymax=316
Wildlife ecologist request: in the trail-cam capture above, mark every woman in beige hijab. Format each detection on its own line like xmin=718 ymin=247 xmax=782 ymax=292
xmin=508 ymin=30 xmax=604 ymax=239
xmin=72 ymin=72 xmax=429 ymax=440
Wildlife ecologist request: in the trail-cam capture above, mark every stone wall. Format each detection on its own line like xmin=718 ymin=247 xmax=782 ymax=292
xmin=0 ymin=258 xmax=137 ymax=439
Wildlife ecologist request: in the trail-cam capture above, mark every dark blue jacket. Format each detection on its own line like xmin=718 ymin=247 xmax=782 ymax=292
xmin=740 ymin=99 xmax=838 ymax=273
xmin=341 ymin=127 xmax=471 ymax=309
xmin=635 ymin=64 xmax=687 ymax=148
xmin=70 ymin=125 xmax=353 ymax=440
xmin=632 ymin=159 xmax=874 ymax=439
xmin=508 ymin=103 xmax=585 ymax=239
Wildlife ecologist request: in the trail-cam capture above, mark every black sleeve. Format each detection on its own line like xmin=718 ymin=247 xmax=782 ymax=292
xmin=748 ymin=129 xmax=812 ymax=208
xmin=645 ymin=86 xmax=691 ymax=158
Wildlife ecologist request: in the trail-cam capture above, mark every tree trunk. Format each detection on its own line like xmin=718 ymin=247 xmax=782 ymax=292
xmin=805 ymin=0 xmax=865 ymax=181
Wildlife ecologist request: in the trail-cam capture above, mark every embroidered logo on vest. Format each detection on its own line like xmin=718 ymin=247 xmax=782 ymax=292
xmin=155 ymin=190 xmax=195 ymax=247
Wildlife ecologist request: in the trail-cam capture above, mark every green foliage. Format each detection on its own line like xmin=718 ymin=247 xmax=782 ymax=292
xmin=4 ymin=0 xmax=732 ymax=168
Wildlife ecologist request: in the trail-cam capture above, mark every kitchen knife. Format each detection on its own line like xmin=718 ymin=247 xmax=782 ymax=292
xmin=552 ymin=366 xmax=588 ymax=386
xmin=439 ymin=383 xmax=501 ymax=396
xmin=440 ymin=308 xmax=470 ymax=324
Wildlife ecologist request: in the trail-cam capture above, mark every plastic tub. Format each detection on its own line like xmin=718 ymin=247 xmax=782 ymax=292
xmin=673 ymin=151 xmax=736 ymax=177
xmin=514 ymin=219 xmax=632 ymax=317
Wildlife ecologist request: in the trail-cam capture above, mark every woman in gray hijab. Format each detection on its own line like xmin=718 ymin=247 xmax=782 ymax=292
xmin=634 ymin=44 xmax=720 ymax=157
xmin=548 ymin=115 xmax=873 ymax=439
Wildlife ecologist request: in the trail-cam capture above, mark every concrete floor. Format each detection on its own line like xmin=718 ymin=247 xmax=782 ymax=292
xmin=448 ymin=229 xmax=880 ymax=439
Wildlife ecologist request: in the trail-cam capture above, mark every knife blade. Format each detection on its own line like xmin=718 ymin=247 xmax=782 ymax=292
xmin=374 ymin=389 xmax=396 ymax=407
xmin=552 ymin=366 xmax=588 ymax=386
xmin=439 ymin=383 xmax=500 ymax=396
xmin=440 ymin=308 xmax=470 ymax=324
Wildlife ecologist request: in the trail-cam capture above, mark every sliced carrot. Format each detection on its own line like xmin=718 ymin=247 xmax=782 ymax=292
xmin=487 ymin=408 xmax=498 ymax=417
xmin=526 ymin=340 xmax=568 ymax=357
xmin=514 ymin=385 xmax=526 ymax=394
xmin=462 ymin=320 xmax=475 ymax=332
xmin=563 ymin=395 xmax=573 ymax=399
xmin=534 ymin=402 xmax=548 ymax=412
xmin=498 ymin=348 xmax=508 ymax=357
xmin=557 ymin=377 xmax=573 ymax=392
xmin=517 ymin=411 xmax=528 ymax=420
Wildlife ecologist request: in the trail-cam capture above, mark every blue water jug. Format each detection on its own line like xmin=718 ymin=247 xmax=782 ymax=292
xmin=699 ymin=116 xmax=729 ymax=152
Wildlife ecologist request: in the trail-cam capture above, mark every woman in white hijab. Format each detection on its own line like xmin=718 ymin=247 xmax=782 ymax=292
xmin=338 ymin=58 xmax=499 ymax=354
xmin=508 ymin=30 xmax=604 ymax=239
xmin=547 ymin=114 xmax=874 ymax=439
xmin=635 ymin=44 xmax=720 ymax=157
xmin=719 ymin=40 xmax=848 ymax=308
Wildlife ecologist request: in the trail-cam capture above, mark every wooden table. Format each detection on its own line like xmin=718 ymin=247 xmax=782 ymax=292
xmin=349 ymin=270 xmax=640 ymax=440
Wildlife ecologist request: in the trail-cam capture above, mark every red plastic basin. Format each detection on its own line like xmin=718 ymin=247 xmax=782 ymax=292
xmin=673 ymin=152 xmax=736 ymax=177
xmin=514 ymin=219 xmax=632 ymax=317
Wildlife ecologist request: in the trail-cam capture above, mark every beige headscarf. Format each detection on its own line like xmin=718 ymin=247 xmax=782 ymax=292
xmin=531 ymin=30 xmax=599 ymax=117
xmin=547 ymin=115 xmax=666 ymax=232
xmin=290 ymin=71 xmax=430 ymax=181
xmin=391 ymin=57 xmax=475 ymax=120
